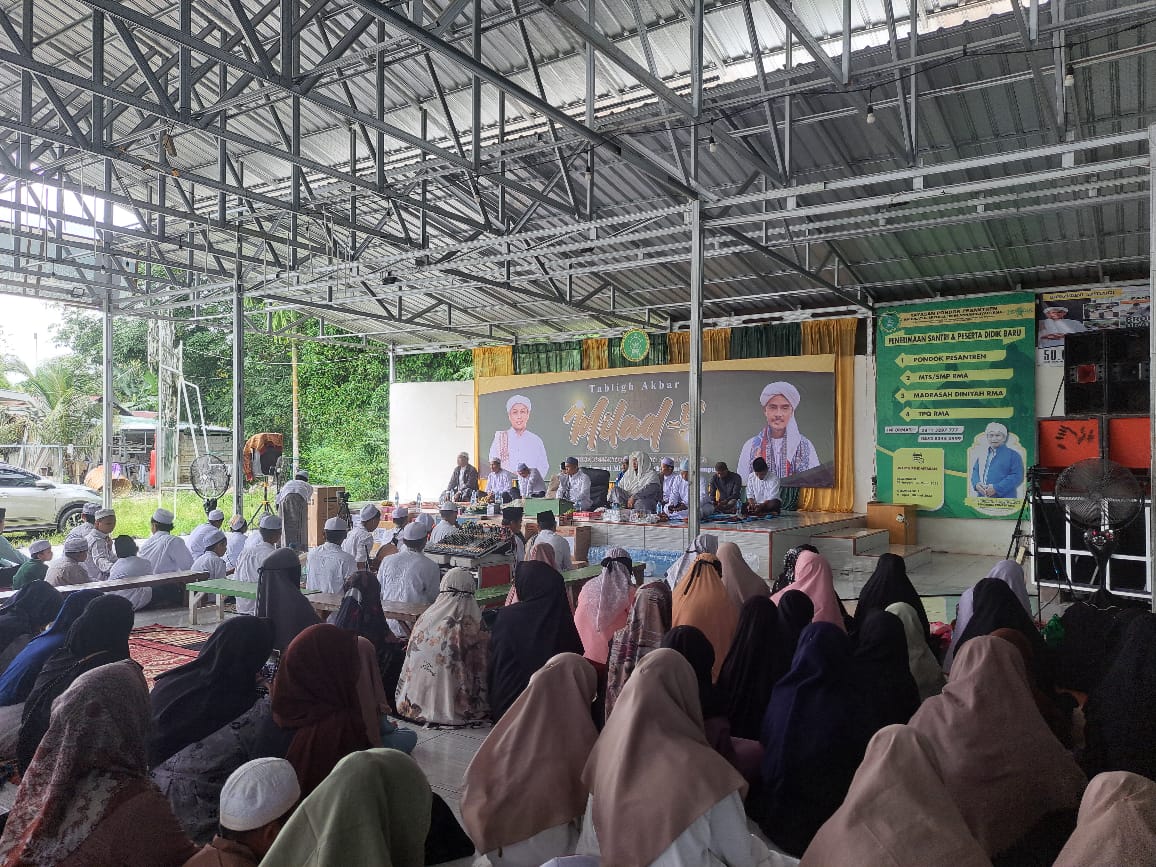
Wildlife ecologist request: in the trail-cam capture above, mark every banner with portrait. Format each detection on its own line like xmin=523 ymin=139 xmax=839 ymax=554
xmin=1037 ymin=287 xmax=1150 ymax=366
xmin=476 ymin=357 xmax=837 ymax=488
xmin=875 ymin=292 xmax=1037 ymax=519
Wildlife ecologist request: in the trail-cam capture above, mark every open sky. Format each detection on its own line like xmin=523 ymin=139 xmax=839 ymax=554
xmin=0 ymin=297 xmax=70 ymax=376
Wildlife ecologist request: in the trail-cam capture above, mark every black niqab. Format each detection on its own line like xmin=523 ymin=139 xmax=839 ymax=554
xmin=257 ymin=547 xmax=320 ymax=651
xmin=717 ymin=596 xmax=785 ymax=739
xmin=854 ymin=553 xmax=932 ymax=652
xmin=661 ymin=624 xmax=727 ymax=719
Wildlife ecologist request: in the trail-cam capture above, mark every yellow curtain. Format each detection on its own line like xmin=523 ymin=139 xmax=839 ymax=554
xmin=666 ymin=328 xmax=730 ymax=364
xmin=472 ymin=345 xmax=513 ymax=378
xmin=582 ymin=338 xmax=609 ymax=370
xmin=668 ymin=332 xmax=689 ymax=364
xmin=799 ymin=318 xmax=857 ymax=512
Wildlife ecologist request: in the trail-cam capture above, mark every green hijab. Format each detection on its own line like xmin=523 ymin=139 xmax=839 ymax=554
xmin=262 ymin=749 xmax=431 ymax=867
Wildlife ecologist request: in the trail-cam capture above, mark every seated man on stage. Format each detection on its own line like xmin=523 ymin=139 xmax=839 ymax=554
xmin=557 ymin=457 xmax=592 ymax=511
xmin=707 ymin=462 xmax=743 ymax=514
xmin=446 ymin=452 xmax=479 ymax=500
xmin=609 ymin=451 xmax=663 ymax=512
xmin=744 ymin=457 xmax=782 ymax=517
xmin=515 ymin=463 xmax=546 ymax=498
xmin=486 ymin=459 xmax=516 ymax=502
xmin=662 ymin=459 xmax=690 ymax=518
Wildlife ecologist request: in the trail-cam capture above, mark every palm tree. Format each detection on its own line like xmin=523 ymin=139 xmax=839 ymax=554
xmin=2 ymin=355 xmax=102 ymax=452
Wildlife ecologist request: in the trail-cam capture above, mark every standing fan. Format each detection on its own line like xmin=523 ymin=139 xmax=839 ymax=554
xmin=1054 ymin=458 xmax=1144 ymax=596
xmin=190 ymin=454 xmax=231 ymax=516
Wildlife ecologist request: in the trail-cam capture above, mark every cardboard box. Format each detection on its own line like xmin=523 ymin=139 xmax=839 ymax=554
xmin=308 ymin=485 xmax=346 ymax=548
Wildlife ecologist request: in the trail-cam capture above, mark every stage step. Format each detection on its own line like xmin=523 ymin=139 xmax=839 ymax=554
xmin=810 ymin=527 xmax=891 ymax=558
xmin=827 ymin=544 xmax=934 ymax=587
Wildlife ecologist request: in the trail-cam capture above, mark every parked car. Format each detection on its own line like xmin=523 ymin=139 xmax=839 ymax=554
xmin=0 ymin=463 xmax=102 ymax=533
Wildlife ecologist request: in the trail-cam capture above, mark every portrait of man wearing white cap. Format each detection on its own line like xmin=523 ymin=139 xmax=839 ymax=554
xmin=187 ymin=508 xmax=227 ymax=560
xmin=488 ymin=393 xmax=550 ymax=480
xmin=306 ymin=517 xmax=356 ymax=594
xmin=1038 ymin=303 xmax=1087 ymax=344
xmin=137 ymin=507 xmax=194 ymax=577
xmin=736 ymin=381 xmax=820 ymax=481
xmin=233 ymin=515 xmax=282 ymax=615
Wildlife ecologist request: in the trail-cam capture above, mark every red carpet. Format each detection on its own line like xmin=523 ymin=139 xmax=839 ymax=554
xmin=129 ymin=625 xmax=208 ymax=688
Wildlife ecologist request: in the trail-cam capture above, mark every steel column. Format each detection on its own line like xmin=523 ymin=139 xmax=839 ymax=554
xmin=1149 ymin=122 xmax=1156 ymax=611
xmin=101 ymin=287 xmax=113 ymax=508
xmin=688 ymin=0 xmax=704 ymax=542
xmin=232 ymin=236 xmax=246 ymax=519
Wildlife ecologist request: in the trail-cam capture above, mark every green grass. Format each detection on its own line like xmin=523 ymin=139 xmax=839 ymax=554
xmin=8 ymin=489 xmax=275 ymax=544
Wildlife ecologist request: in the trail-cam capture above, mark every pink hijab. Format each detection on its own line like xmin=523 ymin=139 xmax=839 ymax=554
xmin=574 ymin=548 xmax=634 ymax=666
xmin=771 ymin=551 xmax=845 ymax=632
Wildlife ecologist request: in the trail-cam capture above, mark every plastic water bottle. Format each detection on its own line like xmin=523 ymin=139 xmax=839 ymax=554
xmin=470 ymin=490 xmax=478 ymax=506
xmin=416 ymin=492 xmax=422 ymax=510
xmin=394 ymin=490 xmax=400 ymax=507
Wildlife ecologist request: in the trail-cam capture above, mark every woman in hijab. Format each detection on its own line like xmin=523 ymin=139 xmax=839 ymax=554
xmin=329 ymin=568 xmax=405 ymax=705
xmin=771 ymin=543 xmax=817 ymax=595
xmin=17 ymin=593 xmax=135 ymax=774
xmin=0 ymin=588 xmax=101 ymax=706
xmin=1053 ymin=772 xmax=1156 ymax=867
xmin=396 ymin=567 xmax=490 ymax=726
xmin=886 ymin=601 xmax=945 ymax=702
xmin=908 ymin=635 xmax=1086 ymax=857
xmin=664 ymin=532 xmax=718 ymax=590
xmin=716 ymin=541 xmax=770 ymax=606
xmin=671 ymin=552 xmax=739 ymax=682
xmin=148 ymin=617 xmax=277 ymax=843
xmin=611 ymin=451 xmax=662 ymax=512
xmin=944 ymin=559 xmax=1032 ymax=669
xmin=853 ymin=553 xmax=931 ymax=648
xmin=503 ymin=543 xmax=559 ymax=607
xmin=849 ymin=609 xmax=921 ymax=735
xmin=991 ymin=626 xmax=1074 ymax=748
xmin=576 ymin=649 xmax=767 ymax=866
xmin=488 ymin=557 xmax=584 ymax=721
xmin=605 ymin=580 xmax=671 ymax=721
xmin=259 ymin=623 xmax=371 ymax=795
xmin=717 ymin=596 xmax=786 ymax=740
xmin=758 ymin=621 xmax=866 ymax=856
xmin=801 ymin=725 xmax=992 ymax=867
xmin=257 ymin=547 xmax=320 ymax=652
xmin=0 ymin=581 xmax=62 ymax=674
xmin=1082 ymin=613 xmax=1156 ymax=782
xmin=574 ymin=548 xmax=635 ymax=667
xmin=770 ymin=550 xmax=846 ymax=632
xmin=462 ymin=653 xmax=599 ymax=865
xmin=0 ymin=660 xmax=198 ymax=866
xmin=262 ymin=749 xmax=431 ymax=867
xmin=777 ymin=588 xmax=814 ymax=652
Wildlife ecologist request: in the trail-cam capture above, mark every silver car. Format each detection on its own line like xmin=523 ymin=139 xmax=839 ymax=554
xmin=0 ymin=463 xmax=102 ymax=533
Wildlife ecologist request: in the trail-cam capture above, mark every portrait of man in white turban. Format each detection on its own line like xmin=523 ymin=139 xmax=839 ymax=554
xmin=489 ymin=393 xmax=551 ymax=480
xmin=737 ymin=381 xmax=820 ymax=480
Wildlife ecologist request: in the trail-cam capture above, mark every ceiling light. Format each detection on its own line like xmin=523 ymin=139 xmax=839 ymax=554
xmin=162 ymin=133 xmax=177 ymax=158
xmin=1064 ymin=66 xmax=1075 ymax=87
xmin=865 ymin=104 xmax=876 ymax=125
xmin=708 ymin=136 xmax=717 ymax=153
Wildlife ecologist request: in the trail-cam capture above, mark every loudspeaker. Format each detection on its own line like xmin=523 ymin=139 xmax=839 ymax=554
xmin=1064 ymin=328 xmax=1150 ymax=414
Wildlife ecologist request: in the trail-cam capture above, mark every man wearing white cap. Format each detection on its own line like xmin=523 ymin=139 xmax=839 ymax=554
xmin=378 ymin=505 xmax=410 ymax=550
xmin=85 ymin=508 xmax=118 ymax=581
xmin=663 ymin=460 xmax=697 ymax=518
xmin=429 ymin=502 xmax=459 ymax=546
xmin=343 ymin=504 xmax=382 ymax=570
xmin=1038 ymin=304 xmax=1087 ymax=343
xmin=64 ymin=503 xmax=98 ymax=548
xmin=737 ymin=381 xmax=820 ymax=480
xmin=234 ymin=515 xmax=282 ymax=615
xmin=658 ymin=457 xmax=683 ymax=514
xmin=378 ymin=520 xmax=440 ymax=635
xmin=184 ymin=757 xmax=299 ymax=867
xmin=515 ymin=462 xmax=546 ymax=498
xmin=46 ymin=536 xmax=92 ymax=586
xmin=306 ymin=518 xmax=356 ymax=594
xmin=489 ymin=394 xmax=550 ymax=480
xmin=12 ymin=540 xmax=52 ymax=589
xmin=191 ymin=528 xmax=230 ymax=584
xmin=109 ymin=535 xmax=157 ymax=610
xmin=138 ymin=508 xmax=194 ymax=575
xmin=275 ymin=470 xmax=314 ymax=507
xmin=485 ymin=458 xmax=516 ymax=501
xmin=225 ymin=516 xmax=249 ymax=572
xmin=446 ymin=452 xmax=479 ymax=500
xmin=188 ymin=508 xmax=227 ymax=559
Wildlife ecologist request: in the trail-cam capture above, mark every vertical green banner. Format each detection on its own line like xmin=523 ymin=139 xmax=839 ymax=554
xmin=875 ymin=293 xmax=1036 ymax=519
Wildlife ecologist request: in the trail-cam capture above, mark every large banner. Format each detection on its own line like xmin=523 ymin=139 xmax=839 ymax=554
xmin=875 ymin=293 xmax=1036 ymax=519
xmin=1036 ymin=287 xmax=1150 ymax=366
xmin=476 ymin=357 xmax=837 ymax=488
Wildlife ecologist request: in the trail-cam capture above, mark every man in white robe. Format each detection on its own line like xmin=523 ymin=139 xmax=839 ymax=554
xmin=65 ymin=503 xmax=98 ymax=548
xmin=378 ymin=521 xmax=441 ymax=636
xmin=234 ymin=515 xmax=282 ymax=615
xmin=46 ymin=537 xmax=92 ymax=587
xmin=275 ymin=470 xmax=314 ymax=506
xmin=377 ymin=506 xmax=410 ymax=549
xmin=557 ymin=457 xmax=592 ymax=511
xmin=225 ymin=516 xmax=248 ymax=572
xmin=744 ymin=456 xmax=782 ymax=516
xmin=530 ymin=510 xmax=573 ymax=571
xmin=489 ymin=394 xmax=550 ymax=479
xmin=343 ymin=504 xmax=383 ymax=570
xmin=428 ymin=504 xmax=459 ymax=546
xmin=108 ymin=535 xmax=156 ymax=610
xmin=191 ymin=529 xmax=229 ymax=583
xmin=1038 ymin=305 xmax=1087 ymax=343
xmin=85 ymin=508 xmax=118 ymax=581
xmin=515 ymin=463 xmax=547 ymax=497
xmin=137 ymin=508 xmax=195 ymax=575
xmin=187 ymin=508 xmax=226 ymax=559
xmin=306 ymin=517 xmax=356 ymax=594
xmin=737 ymin=381 xmax=820 ymax=480
xmin=486 ymin=459 xmax=516 ymax=500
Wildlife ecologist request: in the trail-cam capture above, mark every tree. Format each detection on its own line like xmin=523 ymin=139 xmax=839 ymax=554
xmin=0 ymin=355 xmax=102 ymax=453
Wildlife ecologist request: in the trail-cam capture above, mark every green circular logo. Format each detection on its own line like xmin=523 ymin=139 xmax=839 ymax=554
xmin=621 ymin=329 xmax=651 ymax=362
xmin=879 ymin=312 xmax=900 ymax=334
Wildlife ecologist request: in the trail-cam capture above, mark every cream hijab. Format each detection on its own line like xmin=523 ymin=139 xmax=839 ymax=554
xmin=908 ymin=636 xmax=1086 ymax=855
xmin=887 ymin=601 xmax=946 ymax=702
xmin=802 ymin=724 xmax=991 ymax=867
xmin=616 ymin=451 xmax=660 ymax=495
xmin=665 ymin=533 xmax=719 ymax=590
xmin=461 ymin=653 xmax=598 ymax=854
xmin=716 ymin=541 xmax=770 ymax=607
xmin=581 ymin=649 xmax=746 ymax=867
xmin=1054 ymin=772 xmax=1156 ymax=866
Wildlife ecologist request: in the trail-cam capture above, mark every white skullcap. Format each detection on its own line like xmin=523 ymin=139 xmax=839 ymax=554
xmin=678 ymin=459 xmax=689 ymax=471
xmin=259 ymin=515 xmax=283 ymax=531
xmin=219 ymin=758 xmax=300 ymax=832
xmin=229 ymin=515 xmax=246 ymax=531
xmin=207 ymin=509 xmax=225 ymax=521
xmin=203 ymin=528 xmax=227 ymax=548
xmin=324 ymin=517 xmax=348 ymax=532
xmin=152 ymin=508 xmax=175 ymax=524
xmin=400 ymin=522 xmax=427 ymax=542
xmin=517 ymin=463 xmax=529 ymax=472
xmin=661 ymin=457 xmax=675 ymax=467
xmin=28 ymin=540 xmax=51 ymax=556
xmin=458 ymin=451 xmax=469 ymax=460
xmin=81 ymin=503 xmax=99 ymax=517
xmin=506 ymin=394 xmax=531 ymax=413
xmin=439 ymin=501 xmax=457 ymax=513
xmin=759 ymin=381 xmax=801 ymax=408
xmin=94 ymin=508 xmax=115 ymax=520
xmin=63 ymin=537 xmax=88 ymax=554
xmin=391 ymin=506 xmax=409 ymax=520
xmin=1044 ymin=306 xmax=1068 ymax=313
xmin=360 ymin=503 xmax=381 ymax=521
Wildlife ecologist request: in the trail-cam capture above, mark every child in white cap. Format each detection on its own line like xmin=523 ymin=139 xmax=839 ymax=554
xmin=192 ymin=529 xmax=230 ymax=583
xmin=11 ymin=540 xmax=52 ymax=589
xmin=305 ymin=518 xmax=355 ymax=594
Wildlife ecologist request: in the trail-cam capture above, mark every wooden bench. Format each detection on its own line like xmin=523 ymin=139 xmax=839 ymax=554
xmin=186 ymin=577 xmax=321 ymax=625
xmin=475 ymin=564 xmax=603 ymax=607
xmin=0 ymin=570 xmax=208 ymax=603
xmin=307 ymin=593 xmax=430 ymax=626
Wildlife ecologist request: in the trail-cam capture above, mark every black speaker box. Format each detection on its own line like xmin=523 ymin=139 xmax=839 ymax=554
xmin=1064 ymin=328 xmax=1149 ymax=415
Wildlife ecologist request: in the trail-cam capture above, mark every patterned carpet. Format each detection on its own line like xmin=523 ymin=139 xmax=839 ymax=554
xmin=129 ymin=625 xmax=208 ymax=688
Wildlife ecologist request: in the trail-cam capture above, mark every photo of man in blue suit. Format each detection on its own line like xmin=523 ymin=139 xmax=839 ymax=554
xmin=970 ymin=422 xmax=1025 ymax=499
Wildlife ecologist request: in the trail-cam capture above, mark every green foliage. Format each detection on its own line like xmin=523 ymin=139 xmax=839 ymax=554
xmin=0 ymin=354 xmax=103 ymax=451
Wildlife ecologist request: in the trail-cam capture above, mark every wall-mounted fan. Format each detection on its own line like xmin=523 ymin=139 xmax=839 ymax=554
xmin=1054 ymin=458 xmax=1144 ymax=594
xmin=190 ymin=454 xmax=231 ymax=516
